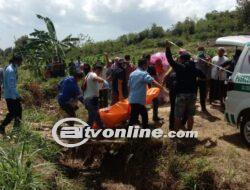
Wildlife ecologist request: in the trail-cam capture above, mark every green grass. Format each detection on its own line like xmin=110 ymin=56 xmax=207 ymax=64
xmin=0 ymin=139 xmax=46 ymax=189
xmin=23 ymin=108 xmax=53 ymax=123
xmin=0 ymin=120 xmax=86 ymax=189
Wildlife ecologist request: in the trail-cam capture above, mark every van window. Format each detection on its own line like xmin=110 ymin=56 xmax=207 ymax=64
xmin=240 ymin=49 xmax=250 ymax=74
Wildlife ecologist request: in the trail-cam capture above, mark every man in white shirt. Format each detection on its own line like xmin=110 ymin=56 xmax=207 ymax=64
xmin=209 ymin=47 xmax=228 ymax=106
xmin=84 ymin=63 xmax=107 ymax=128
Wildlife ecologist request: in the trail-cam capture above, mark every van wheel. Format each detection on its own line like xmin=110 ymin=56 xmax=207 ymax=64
xmin=240 ymin=115 xmax=250 ymax=146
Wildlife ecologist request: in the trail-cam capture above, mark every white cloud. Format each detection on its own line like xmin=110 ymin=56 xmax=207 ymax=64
xmin=0 ymin=0 xmax=237 ymax=49
xmin=139 ymin=0 xmax=165 ymax=10
xmin=81 ymin=0 xmax=103 ymax=22
xmin=10 ymin=15 xmax=24 ymax=25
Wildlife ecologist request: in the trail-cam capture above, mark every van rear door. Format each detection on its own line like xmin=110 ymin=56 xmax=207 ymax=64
xmin=232 ymin=45 xmax=250 ymax=79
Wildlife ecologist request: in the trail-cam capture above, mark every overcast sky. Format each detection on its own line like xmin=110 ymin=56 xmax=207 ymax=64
xmin=0 ymin=0 xmax=237 ymax=49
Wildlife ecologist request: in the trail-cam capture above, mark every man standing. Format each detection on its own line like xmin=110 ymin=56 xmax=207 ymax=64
xmin=99 ymin=53 xmax=113 ymax=108
xmin=144 ymin=54 xmax=163 ymax=122
xmin=209 ymin=47 xmax=228 ymax=107
xmin=221 ymin=49 xmax=242 ymax=79
xmin=165 ymin=41 xmax=206 ymax=131
xmin=58 ymin=71 xmax=84 ymax=126
xmin=164 ymin=68 xmax=177 ymax=130
xmin=111 ymin=59 xmax=128 ymax=105
xmin=196 ymin=46 xmax=211 ymax=112
xmin=0 ymin=55 xmax=23 ymax=135
xmin=68 ymin=59 xmax=76 ymax=76
xmin=84 ymin=63 xmax=106 ymax=128
xmin=124 ymin=54 xmax=136 ymax=81
xmin=128 ymin=58 xmax=167 ymax=129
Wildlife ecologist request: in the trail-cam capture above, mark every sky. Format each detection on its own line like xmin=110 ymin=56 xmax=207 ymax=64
xmin=0 ymin=0 xmax=237 ymax=49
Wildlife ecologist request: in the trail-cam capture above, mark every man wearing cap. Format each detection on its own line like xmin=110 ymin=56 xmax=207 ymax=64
xmin=57 ymin=71 xmax=85 ymax=126
xmin=210 ymin=47 xmax=228 ymax=107
xmin=165 ymin=41 xmax=206 ymax=131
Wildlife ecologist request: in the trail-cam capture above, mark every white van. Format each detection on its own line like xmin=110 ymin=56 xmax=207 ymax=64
xmin=216 ymin=36 xmax=250 ymax=146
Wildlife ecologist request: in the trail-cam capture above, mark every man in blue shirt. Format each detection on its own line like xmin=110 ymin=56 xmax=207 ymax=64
xmin=58 ymin=71 xmax=84 ymax=126
xmin=0 ymin=66 xmax=3 ymax=100
xmin=128 ymin=58 xmax=166 ymax=128
xmin=0 ymin=55 xmax=23 ymax=135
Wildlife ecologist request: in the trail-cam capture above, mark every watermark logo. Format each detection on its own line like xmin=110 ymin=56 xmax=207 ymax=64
xmin=52 ymin=118 xmax=198 ymax=148
xmin=52 ymin=118 xmax=89 ymax=148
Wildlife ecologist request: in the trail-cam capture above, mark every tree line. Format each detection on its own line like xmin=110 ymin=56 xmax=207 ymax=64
xmin=0 ymin=0 xmax=249 ymax=77
xmin=80 ymin=3 xmax=249 ymax=56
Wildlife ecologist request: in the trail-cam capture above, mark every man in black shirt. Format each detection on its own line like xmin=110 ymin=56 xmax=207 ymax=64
xmin=196 ymin=46 xmax=211 ymax=112
xmin=165 ymin=41 xmax=206 ymax=131
xmin=164 ymin=68 xmax=188 ymax=130
xmin=164 ymin=69 xmax=177 ymax=130
xmin=111 ymin=58 xmax=128 ymax=105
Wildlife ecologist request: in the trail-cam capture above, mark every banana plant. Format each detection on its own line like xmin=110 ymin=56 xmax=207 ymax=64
xmin=23 ymin=14 xmax=79 ymax=78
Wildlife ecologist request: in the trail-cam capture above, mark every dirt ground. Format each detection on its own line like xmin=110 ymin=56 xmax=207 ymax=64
xmin=150 ymin=101 xmax=250 ymax=189
xmin=0 ymin=99 xmax=249 ymax=189
xmin=57 ymin=100 xmax=250 ymax=189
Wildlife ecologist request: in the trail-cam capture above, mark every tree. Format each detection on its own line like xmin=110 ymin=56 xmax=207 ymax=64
xmin=149 ymin=24 xmax=165 ymax=38
xmin=127 ymin=33 xmax=138 ymax=44
xmin=172 ymin=22 xmax=183 ymax=36
xmin=3 ymin=47 xmax=12 ymax=58
xmin=138 ymin=29 xmax=150 ymax=42
xmin=74 ymin=33 xmax=93 ymax=47
xmin=118 ymin=35 xmax=129 ymax=45
xmin=183 ymin=18 xmax=195 ymax=35
xmin=0 ymin=48 xmax=4 ymax=57
xmin=24 ymin=14 xmax=79 ymax=77
xmin=13 ymin=35 xmax=29 ymax=55
xmin=237 ymin=0 xmax=250 ymax=29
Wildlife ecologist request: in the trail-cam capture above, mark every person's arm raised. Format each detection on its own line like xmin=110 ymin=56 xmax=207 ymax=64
xmin=104 ymin=52 xmax=110 ymax=66
xmin=165 ymin=40 xmax=184 ymax=71
xmin=165 ymin=40 xmax=176 ymax=67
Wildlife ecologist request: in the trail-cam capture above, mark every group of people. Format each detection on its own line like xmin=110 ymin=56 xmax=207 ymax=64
xmin=57 ymin=53 xmax=167 ymax=129
xmin=0 ymin=40 xmax=241 ymax=135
